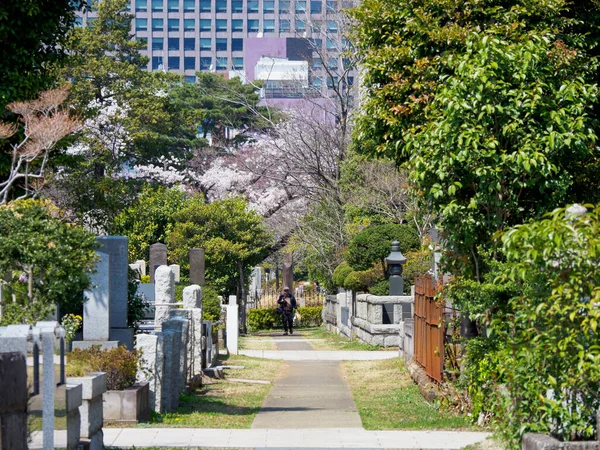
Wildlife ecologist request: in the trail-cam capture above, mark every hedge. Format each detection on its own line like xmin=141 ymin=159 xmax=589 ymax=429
xmin=247 ymin=306 xmax=323 ymax=330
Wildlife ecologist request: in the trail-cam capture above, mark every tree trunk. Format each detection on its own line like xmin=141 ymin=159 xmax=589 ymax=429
xmin=238 ymin=260 xmax=247 ymax=334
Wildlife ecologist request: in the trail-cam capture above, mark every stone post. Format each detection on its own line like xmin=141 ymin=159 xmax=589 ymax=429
xmin=167 ymin=313 xmax=189 ymax=391
xmin=36 ymin=321 xmax=60 ymax=450
xmin=226 ymin=295 xmax=239 ymax=355
xmin=135 ymin=334 xmax=165 ymax=413
xmin=189 ymin=248 xmax=205 ymax=285
xmin=169 ymin=264 xmax=181 ymax=282
xmin=149 ymin=243 xmax=168 ymax=283
xmin=83 ymin=252 xmax=110 ymax=342
xmin=154 ymin=265 xmax=175 ymax=327
xmin=66 ymin=373 xmax=107 ymax=450
xmin=134 ymin=259 xmax=147 ymax=277
xmin=162 ymin=319 xmax=184 ymax=407
xmin=183 ymin=285 xmax=203 ymax=377
xmin=0 ymin=352 xmax=27 ymax=450
xmin=65 ymin=384 xmax=83 ymax=450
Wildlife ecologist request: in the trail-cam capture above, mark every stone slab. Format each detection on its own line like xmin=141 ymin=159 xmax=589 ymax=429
xmin=96 ymin=236 xmax=129 ymax=329
xmin=149 ymin=243 xmax=167 ymax=283
xmin=189 ymin=248 xmax=205 ymax=285
xmin=83 ymin=252 xmax=111 ymax=341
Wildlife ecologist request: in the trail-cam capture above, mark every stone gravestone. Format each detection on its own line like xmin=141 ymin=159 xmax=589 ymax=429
xmin=226 ymin=295 xmax=239 ymax=355
xmin=169 ymin=264 xmax=181 ymax=283
xmin=135 ymin=333 xmax=165 ymax=412
xmin=154 ymin=266 xmax=175 ymax=327
xmin=81 ymin=252 xmax=111 ymax=344
xmin=189 ymin=248 xmax=205 ymax=285
xmin=149 ymin=243 xmax=168 ymax=283
xmin=182 ymin=285 xmax=203 ymax=378
xmin=0 ymin=352 xmax=28 ymax=450
xmin=134 ymin=259 xmax=147 ymax=277
xmin=97 ymin=236 xmax=133 ymax=349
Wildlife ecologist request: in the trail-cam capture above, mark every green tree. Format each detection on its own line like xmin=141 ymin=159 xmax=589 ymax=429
xmin=0 ymin=200 xmax=98 ymax=324
xmin=112 ymin=185 xmax=189 ymax=261
xmin=406 ymin=33 xmax=598 ymax=280
xmin=168 ymin=196 xmax=273 ymax=331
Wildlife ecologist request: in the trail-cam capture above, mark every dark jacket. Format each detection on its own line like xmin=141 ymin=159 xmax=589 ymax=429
xmin=277 ymin=293 xmax=297 ymax=311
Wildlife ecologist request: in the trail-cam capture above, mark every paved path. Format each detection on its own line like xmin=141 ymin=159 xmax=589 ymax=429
xmin=252 ymin=335 xmax=362 ymax=429
xmin=239 ymin=349 xmax=398 ymax=360
xmin=32 ymin=428 xmax=491 ymax=449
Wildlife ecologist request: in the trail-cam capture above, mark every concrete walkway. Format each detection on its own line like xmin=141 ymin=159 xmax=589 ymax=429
xmin=239 ymin=349 xmax=398 ymax=360
xmin=252 ymin=336 xmax=362 ymax=429
xmin=32 ymin=428 xmax=491 ymax=449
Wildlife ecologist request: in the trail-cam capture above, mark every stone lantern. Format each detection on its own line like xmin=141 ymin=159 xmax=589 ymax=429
xmin=385 ymin=241 xmax=407 ymax=295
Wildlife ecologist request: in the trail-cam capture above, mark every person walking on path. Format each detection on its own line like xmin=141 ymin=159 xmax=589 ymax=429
xmin=277 ymin=287 xmax=297 ymax=335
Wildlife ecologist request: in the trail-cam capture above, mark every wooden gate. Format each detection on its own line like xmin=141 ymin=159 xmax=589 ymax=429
xmin=414 ymin=275 xmax=444 ymax=383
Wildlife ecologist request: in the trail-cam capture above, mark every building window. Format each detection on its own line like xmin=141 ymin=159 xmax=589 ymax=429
xmin=136 ymin=0 xmax=147 ymax=11
xmin=200 ymin=19 xmax=211 ymax=31
xmin=312 ymin=57 xmax=322 ymax=70
xmin=347 ymin=76 xmax=354 ymax=86
xmin=247 ymin=1 xmax=258 ymax=13
xmin=152 ymin=0 xmax=163 ymax=11
xmin=233 ymin=57 xmax=244 ymax=70
xmin=310 ymin=38 xmax=322 ymax=48
xmin=168 ymin=37 xmax=179 ymax=50
xmin=152 ymin=56 xmax=164 ymax=70
xmin=310 ymin=0 xmax=322 ymax=13
xmin=280 ymin=0 xmax=290 ymax=13
xmin=184 ymin=57 xmax=195 ymax=70
xmin=326 ymin=0 xmax=336 ymax=12
xmin=327 ymin=21 xmax=338 ymax=32
xmin=296 ymin=19 xmax=305 ymax=31
xmin=327 ymin=75 xmax=339 ymax=88
xmin=263 ymin=1 xmax=274 ymax=13
xmin=216 ymin=38 xmax=227 ymax=51
xmin=200 ymin=38 xmax=211 ymax=50
xmin=184 ymin=75 xmax=196 ymax=83
xmin=152 ymin=37 xmax=164 ymax=50
xmin=184 ymin=37 xmax=195 ymax=50
xmin=200 ymin=57 xmax=212 ymax=70
xmin=231 ymin=38 xmax=243 ymax=51
xmin=311 ymin=20 xmax=322 ymax=32
xmin=327 ymin=57 xmax=338 ymax=69
xmin=216 ymin=0 xmax=227 ymax=12
xmin=232 ymin=0 xmax=243 ymax=12
xmin=263 ymin=19 xmax=275 ymax=32
xmin=279 ymin=19 xmax=290 ymax=32
xmin=200 ymin=0 xmax=211 ymax=12
xmin=295 ymin=1 xmax=306 ymax=12
xmin=326 ymin=38 xmax=336 ymax=50
xmin=232 ymin=19 xmax=243 ymax=31
xmin=248 ymin=19 xmax=259 ymax=32
xmin=136 ymin=18 xmax=148 ymax=31
xmin=168 ymin=19 xmax=179 ymax=31
xmin=184 ymin=19 xmax=195 ymax=31
xmin=216 ymin=19 xmax=227 ymax=31
xmin=184 ymin=0 xmax=194 ymax=11
xmin=75 ymin=16 xmax=83 ymax=27
xmin=168 ymin=0 xmax=178 ymax=11
xmin=168 ymin=56 xmax=180 ymax=70
xmin=86 ymin=17 xmax=96 ymax=28
xmin=216 ymin=57 xmax=228 ymax=70
xmin=152 ymin=18 xmax=164 ymax=31
xmin=312 ymin=76 xmax=322 ymax=87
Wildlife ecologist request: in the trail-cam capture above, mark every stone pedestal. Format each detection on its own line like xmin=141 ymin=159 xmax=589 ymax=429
xmin=0 ymin=352 xmax=27 ymax=450
xmin=65 ymin=384 xmax=83 ymax=450
xmin=66 ymin=373 xmax=107 ymax=450
xmin=135 ymin=334 xmax=164 ymax=413
xmin=189 ymin=248 xmax=205 ymax=285
xmin=154 ymin=266 xmax=175 ymax=328
xmin=149 ymin=243 xmax=168 ymax=283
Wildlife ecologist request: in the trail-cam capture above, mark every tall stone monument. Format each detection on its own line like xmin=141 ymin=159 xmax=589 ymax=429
xmin=149 ymin=243 xmax=168 ymax=283
xmin=189 ymin=248 xmax=205 ymax=285
xmin=96 ymin=236 xmax=133 ymax=349
xmin=283 ymin=252 xmax=294 ymax=291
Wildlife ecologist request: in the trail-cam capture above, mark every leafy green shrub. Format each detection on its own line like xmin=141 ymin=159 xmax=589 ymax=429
xmin=369 ymin=279 xmax=389 ymax=295
xmin=297 ymin=306 xmax=322 ymax=326
xmin=202 ymin=284 xmax=222 ymax=322
xmin=128 ymin=267 xmax=150 ymax=334
xmin=141 ymin=275 xmax=150 ymax=283
xmin=345 ymin=224 xmax=420 ymax=273
xmin=67 ymin=345 xmax=140 ymax=391
xmin=332 ymin=261 xmax=353 ymax=287
xmin=248 ymin=308 xmax=280 ymax=330
xmin=402 ymin=250 xmax=431 ymax=287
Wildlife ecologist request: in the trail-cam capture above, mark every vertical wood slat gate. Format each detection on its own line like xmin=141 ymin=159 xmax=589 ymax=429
xmin=414 ymin=275 xmax=444 ymax=383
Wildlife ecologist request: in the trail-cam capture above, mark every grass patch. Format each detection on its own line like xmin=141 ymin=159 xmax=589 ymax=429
xmin=147 ymin=354 xmax=282 ymax=428
xmin=300 ymin=327 xmax=394 ymax=351
xmin=239 ymin=335 xmax=277 ymax=350
xmin=342 ymin=358 xmax=473 ymax=430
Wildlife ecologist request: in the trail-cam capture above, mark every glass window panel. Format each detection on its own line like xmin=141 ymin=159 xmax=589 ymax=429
xmin=216 ymin=57 xmax=228 ymax=70
xmin=327 ymin=75 xmax=338 ymax=87
xmin=136 ymin=0 xmax=147 ymax=11
xmin=327 ymin=21 xmax=338 ymax=32
xmin=263 ymin=1 xmax=274 ymax=13
xmin=152 ymin=56 xmax=164 ymax=70
xmin=184 ymin=37 xmax=195 ymax=50
xmin=184 ymin=19 xmax=195 ymax=31
xmin=279 ymin=0 xmax=290 ymax=13
xmin=216 ymin=19 xmax=227 ymax=31
xmin=184 ymin=75 xmax=196 ymax=83
xmin=75 ymin=16 xmax=83 ymax=27
xmin=168 ymin=56 xmax=180 ymax=70
xmin=152 ymin=38 xmax=164 ymax=50
xmin=279 ymin=19 xmax=290 ymax=32
xmin=184 ymin=57 xmax=195 ymax=70
xmin=168 ymin=0 xmax=178 ymax=10
xmin=200 ymin=38 xmax=211 ymax=49
xmin=200 ymin=57 xmax=212 ymax=70
xmin=200 ymin=19 xmax=211 ymax=31
xmin=247 ymin=19 xmax=259 ymax=31
xmin=310 ymin=38 xmax=322 ymax=48
xmin=296 ymin=19 xmax=305 ymax=31
xmin=231 ymin=38 xmax=243 ymax=51
xmin=168 ymin=19 xmax=179 ymax=31
xmin=232 ymin=0 xmax=243 ymax=12
xmin=216 ymin=0 xmax=227 ymax=12
xmin=216 ymin=38 xmax=227 ymax=51
xmin=312 ymin=57 xmax=322 ymax=69
xmin=168 ymin=38 xmax=179 ymax=50
xmin=263 ymin=19 xmax=275 ymax=32
xmin=152 ymin=0 xmax=163 ymax=11
xmin=137 ymin=37 xmax=148 ymax=47
xmin=184 ymin=0 xmax=194 ymax=11
xmin=326 ymin=38 xmax=336 ymax=50
xmin=232 ymin=19 xmax=243 ymax=31
xmin=312 ymin=76 xmax=322 ymax=87
xmin=200 ymin=0 xmax=211 ymax=12
xmin=310 ymin=0 xmax=321 ymax=13
xmin=86 ymin=17 xmax=96 ymax=28
xmin=136 ymin=18 xmax=147 ymax=31
xmin=247 ymin=1 xmax=258 ymax=12
xmin=233 ymin=57 xmax=244 ymax=70
xmin=311 ymin=20 xmax=321 ymax=31
xmin=327 ymin=57 xmax=338 ymax=69
xmin=152 ymin=18 xmax=163 ymax=31
xmin=326 ymin=0 xmax=336 ymax=12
